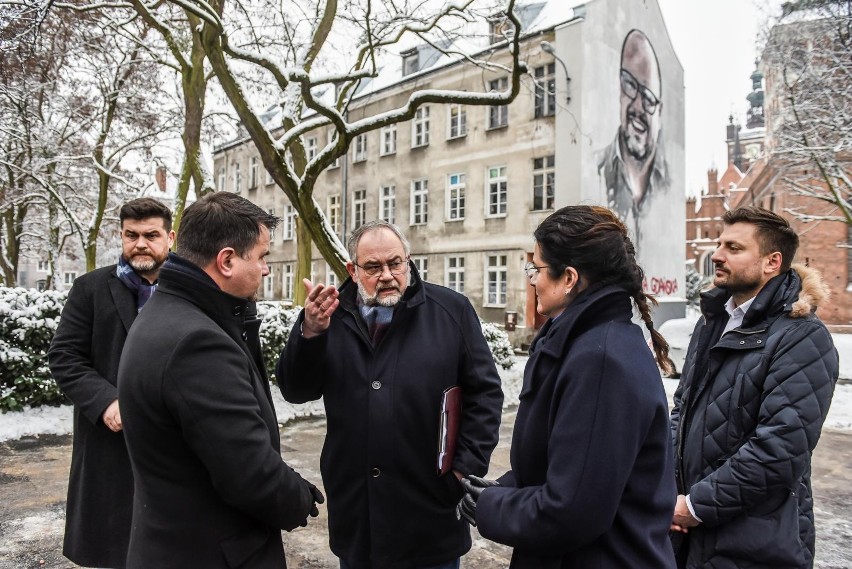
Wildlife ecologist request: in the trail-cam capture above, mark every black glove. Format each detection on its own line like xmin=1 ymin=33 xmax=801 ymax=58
xmin=300 ymin=480 xmax=325 ymax=526
xmin=455 ymin=475 xmax=499 ymax=527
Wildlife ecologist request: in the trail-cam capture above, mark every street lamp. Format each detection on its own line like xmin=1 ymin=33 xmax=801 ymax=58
xmin=540 ymin=41 xmax=571 ymax=105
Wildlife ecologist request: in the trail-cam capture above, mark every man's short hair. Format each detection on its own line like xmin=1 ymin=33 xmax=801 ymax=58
xmin=176 ymin=192 xmax=280 ymax=267
xmin=120 ymin=198 xmax=173 ymax=231
xmin=723 ymin=206 xmax=799 ymax=272
xmin=347 ymin=221 xmax=411 ymax=264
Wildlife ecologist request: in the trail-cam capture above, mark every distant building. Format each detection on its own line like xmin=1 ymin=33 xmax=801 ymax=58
xmin=214 ymin=0 xmax=686 ymax=343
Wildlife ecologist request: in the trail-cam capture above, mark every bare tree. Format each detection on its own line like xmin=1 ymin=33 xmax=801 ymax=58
xmin=762 ymin=0 xmax=852 ymax=227
xmin=184 ymin=0 xmax=527 ymax=302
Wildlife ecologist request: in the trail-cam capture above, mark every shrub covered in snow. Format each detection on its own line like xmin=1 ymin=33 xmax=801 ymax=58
xmin=0 ymin=287 xmax=68 ymax=412
xmin=0 ymin=291 xmax=515 ymax=411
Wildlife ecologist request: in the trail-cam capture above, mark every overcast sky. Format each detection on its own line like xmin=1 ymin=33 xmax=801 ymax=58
xmin=656 ymin=0 xmax=781 ymax=197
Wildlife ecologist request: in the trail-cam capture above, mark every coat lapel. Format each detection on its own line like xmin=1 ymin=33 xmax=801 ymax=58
xmin=108 ymin=273 xmax=137 ymax=332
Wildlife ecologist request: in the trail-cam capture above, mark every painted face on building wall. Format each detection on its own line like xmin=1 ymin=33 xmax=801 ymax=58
xmin=619 ymin=30 xmax=662 ymax=163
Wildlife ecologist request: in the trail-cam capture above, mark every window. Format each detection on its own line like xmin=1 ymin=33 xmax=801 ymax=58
xmin=264 ymin=269 xmax=274 ymax=297
xmin=534 ymin=63 xmax=557 ymax=118
xmin=446 ymin=173 xmax=465 ymax=221
xmin=412 ymin=256 xmax=428 ymax=282
xmin=36 ymin=280 xmax=46 ymax=292
xmin=64 ymin=271 xmax=78 ymax=285
xmin=412 ymin=106 xmax=430 ymax=148
xmin=353 ymin=134 xmax=367 ymax=162
xmin=532 ymin=156 xmax=555 ymax=210
xmin=353 ymin=189 xmax=367 ymax=229
xmin=380 ymin=185 xmax=396 ymax=224
xmin=485 ymin=254 xmax=507 ymax=306
xmin=233 ymin=162 xmax=241 ymax=193
xmin=218 ymin=166 xmax=226 ymax=191
xmin=283 ymin=263 xmax=294 ymax=300
xmin=702 ymin=253 xmax=714 ymax=277
xmin=306 ymin=136 xmax=318 ymax=161
xmin=411 ymin=179 xmax=429 ymax=225
xmin=447 ymin=104 xmax=467 ymax=139
xmin=488 ymin=77 xmax=509 ymax=129
xmin=487 ymin=166 xmax=508 ymax=216
xmin=249 ymin=157 xmax=258 ymax=190
xmin=380 ymin=125 xmax=397 ymax=156
xmin=37 ymin=260 xmax=49 ymax=272
xmin=489 ymin=16 xmax=515 ymax=44
xmin=267 ymin=209 xmax=275 ymax=240
xmin=446 ymin=256 xmax=465 ymax=293
xmin=326 ymin=264 xmax=339 ymax=288
xmin=266 ymin=165 xmax=274 ymax=185
xmin=282 ymin=205 xmax=296 ymax=240
xmin=328 ymin=130 xmax=340 ymax=168
xmin=327 ymin=194 xmax=341 ymax=234
xmin=402 ymin=48 xmax=419 ymax=76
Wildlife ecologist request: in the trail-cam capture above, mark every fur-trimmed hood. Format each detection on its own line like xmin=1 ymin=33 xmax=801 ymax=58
xmin=790 ymin=262 xmax=831 ymax=318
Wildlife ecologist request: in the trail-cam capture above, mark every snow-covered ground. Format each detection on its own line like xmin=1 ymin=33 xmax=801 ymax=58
xmin=2 ymin=330 xmax=850 ymax=441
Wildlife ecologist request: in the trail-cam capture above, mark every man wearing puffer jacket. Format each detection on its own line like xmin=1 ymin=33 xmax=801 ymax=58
xmin=670 ymin=206 xmax=839 ymax=569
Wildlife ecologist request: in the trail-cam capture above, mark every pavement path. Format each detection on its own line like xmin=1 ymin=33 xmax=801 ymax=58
xmin=1 ymin=409 xmax=851 ymax=568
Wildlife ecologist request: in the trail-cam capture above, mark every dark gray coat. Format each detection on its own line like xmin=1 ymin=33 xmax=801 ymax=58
xmin=118 ymin=255 xmax=317 ymax=568
xmin=671 ymin=266 xmax=839 ymax=568
xmin=48 ymin=265 xmax=137 ymax=568
xmin=277 ymin=266 xmax=503 ymax=569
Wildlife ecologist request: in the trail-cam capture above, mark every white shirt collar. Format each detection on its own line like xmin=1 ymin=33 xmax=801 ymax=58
xmin=722 ymin=295 xmax=756 ymax=335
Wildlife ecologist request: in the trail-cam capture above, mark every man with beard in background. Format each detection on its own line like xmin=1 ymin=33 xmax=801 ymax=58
xmin=277 ymin=220 xmax=503 ymax=569
xmin=49 ymin=198 xmax=174 ymax=568
xmin=597 ymin=28 xmax=670 ymax=246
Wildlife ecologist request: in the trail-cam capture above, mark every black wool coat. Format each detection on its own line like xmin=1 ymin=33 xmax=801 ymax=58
xmin=671 ymin=266 xmax=839 ymax=569
xmin=118 ymin=255 xmax=317 ymax=569
xmin=48 ymin=265 xmax=137 ymax=568
xmin=477 ymin=285 xmax=677 ymax=569
xmin=277 ymin=266 xmax=504 ymax=569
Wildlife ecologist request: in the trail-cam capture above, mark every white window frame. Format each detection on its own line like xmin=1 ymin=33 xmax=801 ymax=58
xmin=412 ymin=106 xmax=430 ymax=148
xmin=64 ymin=271 xmax=78 ymax=285
xmin=380 ymin=185 xmax=396 ymax=224
xmin=380 ymin=125 xmax=397 ymax=156
xmin=263 ymin=269 xmax=274 ymax=298
xmin=484 ymin=254 xmax=508 ymax=307
xmin=445 ymin=255 xmax=465 ymax=294
xmin=306 ymin=136 xmax=318 ymax=161
xmin=412 ymin=256 xmax=428 ymax=282
xmin=353 ymin=133 xmax=368 ymax=163
xmin=353 ymin=189 xmax=367 ymax=229
xmin=283 ymin=263 xmax=295 ymax=300
xmin=249 ymin=157 xmax=258 ymax=190
xmin=282 ymin=204 xmax=296 ymax=240
xmin=402 ymin=49 xmax=419 ymax=76
xmin=410 ymin=178 xmax=429 ymax=225
xmin=486 ymin=165 xmax=508 ymax=217
xmin=447 ymin=104 xmax=467 ymax=139
xmin=488 ymin=77 xmax=509 ymax=129
xmin=37 ymin=260 xmax=49 ymax=272
xmin=267 ymin=208 xmax=276 ymax=240
xmin=218 ymin=166 xmax=226 ymax=191
xmin=446 ymin=173 xmax=466 ymax=221
xmin=266 ymin=165 xmax=274 ymax=185
xmin=327 ymin=194 xmax=341 ymax=234
xmin=233 ymin=162 xmax=241 ymax=193
xmin=532 ymin=155 xmax=555 ymax=211
xmin=326 ymin=263 xmax=339 ymax=288
xmin=534 ymin=63 xmax=557 ymax=118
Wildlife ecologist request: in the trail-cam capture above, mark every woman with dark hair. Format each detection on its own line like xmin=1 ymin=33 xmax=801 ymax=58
xmin=457 ymin=205 xmax=677 ymax=568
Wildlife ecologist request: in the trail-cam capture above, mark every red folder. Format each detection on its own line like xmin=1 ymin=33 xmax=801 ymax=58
xmin=437 ymin=386 xmax=462 ymax=475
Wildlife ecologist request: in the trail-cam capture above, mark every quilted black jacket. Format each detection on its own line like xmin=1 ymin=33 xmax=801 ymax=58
xmin=670 ymin=265 xmax=839 ymax=568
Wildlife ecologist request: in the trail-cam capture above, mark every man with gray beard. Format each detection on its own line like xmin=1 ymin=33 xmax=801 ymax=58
xmin=277 ymin=220 xmax=504 ymax=569
xmin=49 ymin=198 xmax=174 ymax=568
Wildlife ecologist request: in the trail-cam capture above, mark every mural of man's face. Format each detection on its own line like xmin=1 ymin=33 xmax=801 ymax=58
xmin=619 ymin=30 xmax=662 ymax=163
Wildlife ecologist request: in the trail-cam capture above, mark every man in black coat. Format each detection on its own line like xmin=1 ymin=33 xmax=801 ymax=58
xmin=118 ymin=192 xmax=323 ymax=568
xmin=49 ymin=197 xmax=174 ymax=568
xmin=670 ymin=206 xmax=839 ymax=568
xmin=277 ymin=220 xmax=503 ymax=569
